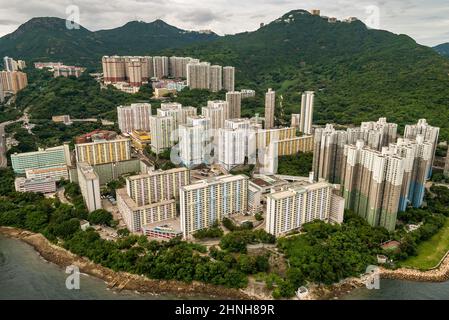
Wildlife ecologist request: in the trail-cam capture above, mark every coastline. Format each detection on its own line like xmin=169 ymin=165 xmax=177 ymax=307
xmin=0 ymin=226 xmax=255 ymax=300
xmin=5 ymin=225 xmax=449 ymax=300
xmin=300 ymin=250 xmax=449 ymax=300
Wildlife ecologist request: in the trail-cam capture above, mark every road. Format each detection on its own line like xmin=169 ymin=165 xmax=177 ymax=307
xmin=0 ymin=120 xmax=14 ymax=167
xmin=0 ymin=110 xmax=28 ymax=168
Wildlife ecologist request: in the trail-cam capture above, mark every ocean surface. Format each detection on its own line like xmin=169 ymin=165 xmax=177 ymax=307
xmin=341 ymin=278 xmax=449 ymax=300
xmin=0 ymin=234 xmax=189 ymax=300
xmin=3 ymin=234 xmax=449 ymax=300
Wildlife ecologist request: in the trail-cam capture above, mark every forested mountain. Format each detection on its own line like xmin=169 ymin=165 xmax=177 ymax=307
xmin=0 ymin=17 xmax=218 ymax=67
xmin=3 ymin=10 xmax=449 ymax=139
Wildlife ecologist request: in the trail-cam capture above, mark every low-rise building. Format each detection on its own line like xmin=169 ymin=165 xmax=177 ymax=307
xmin=14 ymin=177 xmax=57 ymax=194
xmin=129 ymin=130 xmax=151 ymax=151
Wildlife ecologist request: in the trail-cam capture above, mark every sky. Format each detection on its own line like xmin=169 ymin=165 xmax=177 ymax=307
xmin=0 ymin=0 xmax=448 ymax=46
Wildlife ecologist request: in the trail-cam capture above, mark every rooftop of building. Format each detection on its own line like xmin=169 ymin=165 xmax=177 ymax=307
xmin=181 ymin=174 xmax=248 ymax=191
xmin=25 ymin=166 xmax=68 ymax=174
xmin=267 ymin=180 xmax=333 ymax=200
xmin=127 ymin=167 xmax=189 ymax=181
xmin=77 ymin=162 xmax=98 ymax=180
xmin=116 ymin=188 xmax=176 ymax=210
xmin=11 ymin=144 xmax=68 ymax=157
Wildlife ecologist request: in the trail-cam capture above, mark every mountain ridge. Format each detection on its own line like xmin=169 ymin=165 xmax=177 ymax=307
xmin=0 ymin=17 xmax=219 ymax=65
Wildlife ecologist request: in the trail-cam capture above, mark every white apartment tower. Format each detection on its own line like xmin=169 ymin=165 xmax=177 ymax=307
xmin=153 ymin=56 xmax=169 ymax=79
xmin=218 ymin=128 xmax=247 ymax=170
xmin=149 ymin=116 xmax=175 ymax=154
xmin=187 ymin=62 xmax=210 ymax=89
xmin=180 ymin=175 xmax=248 ymax=238
xmin=299 ymin=91 xmax=314 ymax=135
xmin=117 ymin=103 xmax=152 ymax=133
xmin=266 ymin=181 xmax=345 ymax=236
xmin=77 ymin=162 xmax=102 ymax=212
xmin=202 ymin=102 xmax=225 ymax=130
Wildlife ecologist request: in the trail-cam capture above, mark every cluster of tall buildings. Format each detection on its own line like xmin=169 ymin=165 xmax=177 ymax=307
xmin=102 ymin=55 xmax=236 ymax=93
xmin=313 ymin=118 xmax=439 ymax=231
xmin=187 ymin=63 xmax=235 ymax=92
xmin=117 ymin=103 xmax=152 ymax=133
xmin=1 ymin=57 xmax=28 ymax=101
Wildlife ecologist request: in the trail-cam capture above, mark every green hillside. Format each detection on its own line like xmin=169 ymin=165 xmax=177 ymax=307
xmin=434 ymin=43 xmax=449 ymax=57
xmin=167 ymin=10 xmax=449 ymax=139
xmin=3 ymin=10 xmax=449 ymax=139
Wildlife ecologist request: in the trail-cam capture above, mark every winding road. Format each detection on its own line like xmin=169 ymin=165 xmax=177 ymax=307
xmin=0 ymin=110 xmax=28 ymax=168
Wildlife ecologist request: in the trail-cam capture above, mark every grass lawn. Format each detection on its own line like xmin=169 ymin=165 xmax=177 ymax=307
xmin=400 ymin=218 xmax=449 ymax=270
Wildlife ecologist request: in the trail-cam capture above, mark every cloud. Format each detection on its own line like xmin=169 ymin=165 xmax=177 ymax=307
xmin=175 ymin=8 xmax=225 ymax=25
xmin=0 ymin=0 xmax=447 ymax=46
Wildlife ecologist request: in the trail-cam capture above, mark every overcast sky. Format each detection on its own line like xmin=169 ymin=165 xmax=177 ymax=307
xmin=0 ymin=0 xmax=448 ymax=46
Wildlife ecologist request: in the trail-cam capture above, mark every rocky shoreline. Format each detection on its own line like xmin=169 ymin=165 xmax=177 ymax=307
xmin=0 ymin=226 xmax=254 ymax=300
xmin=4 ymin=225 xmax=448 ymax=300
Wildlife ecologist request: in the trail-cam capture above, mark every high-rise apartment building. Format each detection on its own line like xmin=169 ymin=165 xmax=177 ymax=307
xmin=75 ymin=138 xmax=132 ymax=165
xmin=0 ymin=71 xmax=28 ymax=94
xmin=341 ymin=140 xmax=405 ymax=231
xmin=126 ymin=58 xmax=143 ymax=87
xmin=179 ymin=122 xmax=211 ymax=168
xmin=225 ymin=91 xmax=242 ymax=119
xmin=299 ymin=91 xmax=314 ymax=135
xmin=264 ymin=88 xmax=275 ymax=129
xmin=149 ymin=115 xmax=175 ymax=154
xmin=404 ymin=119 xmax=439 ymax=178
xmin=102 ymin=55 xmax=154 ymax=86
xmin=187 ymin=62 xmax=210 ymax=89
xmin=347 ymin=118 xmax=398 ymax=151
xmin=117 ymin=168 xmax=190 ymax=232
xmin=312 ymin=124 xmax=348 ymax=183
xmin=202 ymin=103 xmax=225 ymax=130
xmin=117 ymin=190 xmax=176 ymax=232
xmin=125 ymin=168 xmax=190 ymax=206
xmin=209 ymin=65 xmax=223 ymax=92
xmin=3 ymin=56 xmax=16 ymax=72
xmin=180 ymin=175 xmax=248 ymax=238
xmin=152 ymin=56 xmax=169 ymax=79
xmin=291 ymin=114 xmax=300 ymax=129
xmin=208 ymin=100 xmax=229 ymax=121
xmin=218 ymin=128 xmax=247 ymax=170
xmin=11 ymin=144 xmax=72 ymax=174
xmin=102 ymin=56 xmax=127 ymax=83
xmin=223 ymin=66 xmax=235 ymax=92
xmin=157 ymin=103 xmax=197 ymax=129
xmin=266 ymin=180 xmax=344 ymax=236
xmin=169 ymin=56 xmax=193 ymax=78
xmin=77 ymin=162 xmax=102 ymax=212
xmin=386 ymin=136 xmax=433 ymax=210
xmin=117 ymin=103 xmax=152 ymax=133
